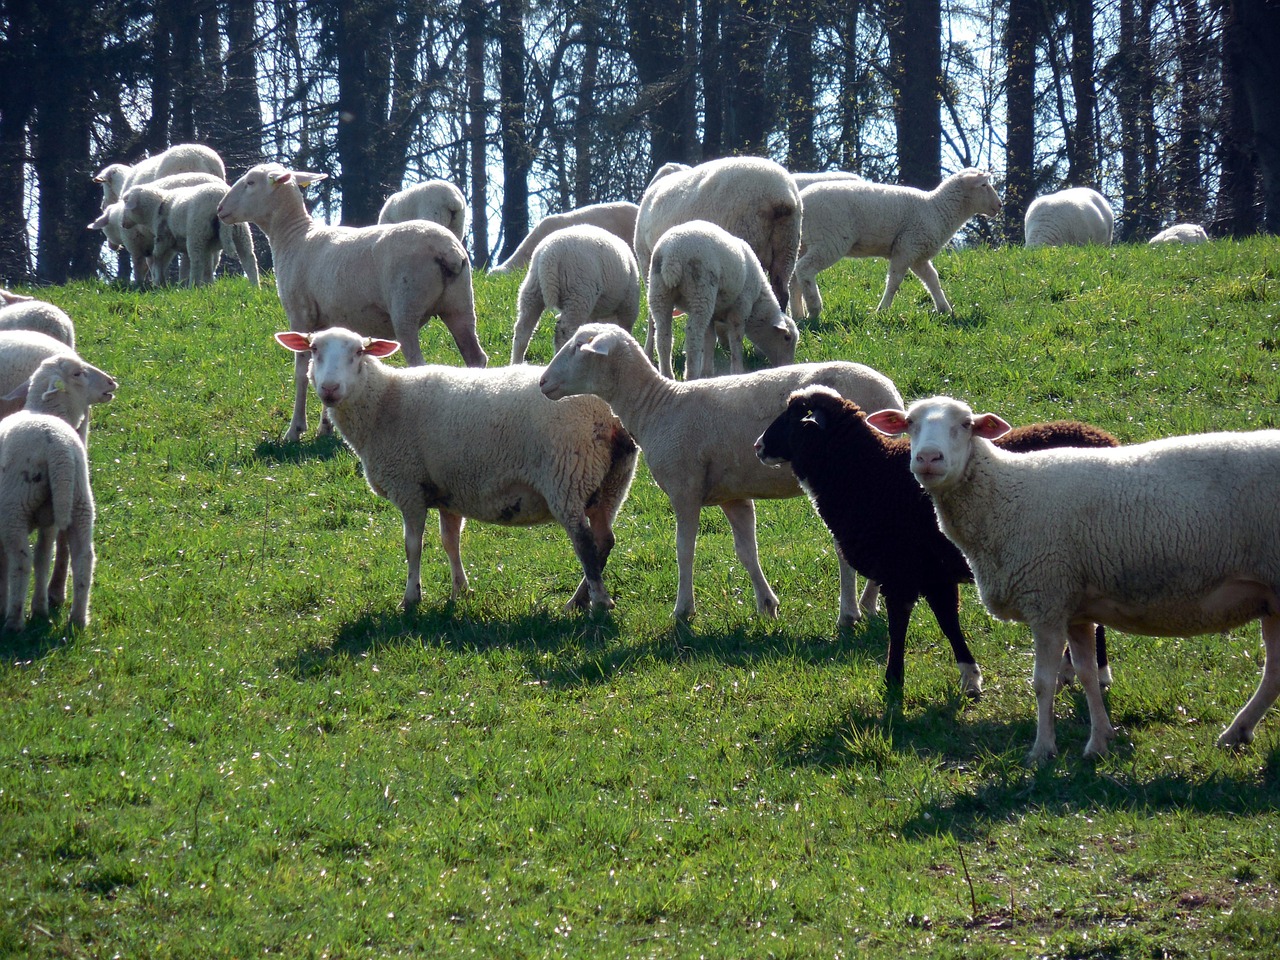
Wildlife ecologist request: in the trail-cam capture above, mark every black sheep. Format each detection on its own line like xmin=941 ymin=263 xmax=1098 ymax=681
xmin=755 ymin=385 xmax=1116 ymax=695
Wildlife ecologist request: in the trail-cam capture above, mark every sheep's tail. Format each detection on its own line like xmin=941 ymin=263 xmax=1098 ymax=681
xmin=47 ymin=440 xmax=89 ymax=533
xmin=436 ymin=247 xmax=468 ymax=281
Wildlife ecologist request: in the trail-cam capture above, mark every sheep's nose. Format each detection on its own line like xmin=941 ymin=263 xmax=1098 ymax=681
xmin=915 ymin=449 xmax=944 ymax=467
xmin=318 ymin=383 xmax=341 ymax=404
xmin=752 ymin=438 xmax=763 ymax=453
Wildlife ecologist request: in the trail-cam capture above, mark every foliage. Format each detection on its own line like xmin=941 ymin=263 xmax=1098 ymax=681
xmin=2 ymin=239 xmax=1279 ymax=956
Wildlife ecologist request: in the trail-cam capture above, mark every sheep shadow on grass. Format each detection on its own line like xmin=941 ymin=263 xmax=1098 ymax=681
xmin=0 ymin=618 xmax=78 ymax=665
xmin=254 ymin=432 xmax=348 ymax=465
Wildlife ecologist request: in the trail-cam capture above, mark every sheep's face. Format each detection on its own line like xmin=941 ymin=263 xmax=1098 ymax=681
xmin=755 ymin=387 xmax=846 ymax=467
xmin=46 ymin=356 xmax=117 ymax=407
xmin=276 ymin=328 xmax=399 ymax=408
xmin=748 ymin=311 xmax=798 ymax=367
xmin=221 ymin=164 xmax=328 ymax=225
xmin=539 ymin=323 xmax=620 ymax=401
xmin=967 ymin=172 xmax=1003 ymax=219
xmin=867 ymin=396 xmax=1009 ymax=493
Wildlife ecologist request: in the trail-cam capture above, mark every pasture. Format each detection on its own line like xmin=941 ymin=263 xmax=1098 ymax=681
xmin=2 ymin=238 xmax=1279 ymax=957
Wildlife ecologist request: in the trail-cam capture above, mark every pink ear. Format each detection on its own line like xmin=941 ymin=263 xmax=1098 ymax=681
xmin=275 ymin=331 xmax=311 ymax=352
xmin=972 ymin=413 xmax=1012 ymax=439
xmin=361 ymin=338 xmax=401 ymax=358
xmin=865 ymin=408 xmax=909 ymax=436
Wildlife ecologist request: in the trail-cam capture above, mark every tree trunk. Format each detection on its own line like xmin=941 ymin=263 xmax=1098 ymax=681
xmin=1219 ymin=0 xmax=1259 ymax=235
xmin=464 ymin=0 xmax=489 ymax=265
xmin=628 ymin=0 xmax=693 ymax=169
xmin=721 ymin=0 xmax=770 ymax=155
xmin=574 ymin=6 xmax=600 ymax=207
xmin=0 ymin=0 xmax=36 ymax=282
xmin=146 ymin=0 xmax=174 ymax=153
xmin=886 ymin=0 xmax=941 ymax=188
xmin=1172 ymin=0 xmax=1207 ymax=223
xmin=1233 ymin=0 xmax=1280 ymax=232
xmin=701 ymin=0 xmax=723 ymax=160
xmin=1067 ymin=0 xmax=1097 ymax=186
xmin=785 ymin=3 xmax=816 ymax=171
xmin=498 ymin=0 xmax=529 ymax=260
xmin=1004 ymin=0 xmax=1037 ymax=242
xmin=223 ymin=0 xmax=265 ymax=170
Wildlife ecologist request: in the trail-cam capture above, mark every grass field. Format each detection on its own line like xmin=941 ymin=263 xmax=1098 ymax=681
xmin=2 ymin=238 xmax=1279 ymax=958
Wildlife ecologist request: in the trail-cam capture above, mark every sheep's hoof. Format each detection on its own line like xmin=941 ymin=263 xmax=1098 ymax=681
xmin=673 ymin=604 xmax=695 ymax=622
xmin=1026 ymin=742 xmax=1058 ymax=765
xmin=317 ymin=420 xmax=335 ymax=438
xmin=1097 ymin=664 xmax=1114 ymax=689
xmin=283 ymin=427 xmax=304 ymax=444
xmin=836 ymin=611 xmax=860 ymax=631
xmin=958 ymin=664 xmax=984 ymax=699
xmin=1217 ymin=725 xmax=1255 ymax=749
xmin=757 ymin=598 xmax=780 ymax=619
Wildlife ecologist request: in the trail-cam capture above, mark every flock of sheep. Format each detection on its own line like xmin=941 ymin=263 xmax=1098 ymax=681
xmin=0 ymin=140 xmax=1270 ymax=769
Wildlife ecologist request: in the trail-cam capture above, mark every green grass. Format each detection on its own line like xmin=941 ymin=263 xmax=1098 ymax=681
xmin=2 ymin=238 xmax=1279 ymax=957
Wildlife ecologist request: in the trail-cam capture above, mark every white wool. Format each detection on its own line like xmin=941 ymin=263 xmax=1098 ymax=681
xmin=378 ymin=180 xmax=468 ymax=240
xmin=490 ymin=202 xmax=639 ymax=275
xmin=1024 ymin=187 xmax=1113 ymax=247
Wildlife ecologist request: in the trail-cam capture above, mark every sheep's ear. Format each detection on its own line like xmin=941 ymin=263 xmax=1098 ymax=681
xmin=291 ymin=171 xmax=329 ymax=188
xmin=122 ymin=193 xmax=138 ymax=210
xmin=972 ymin=413 xmax=1012 ymax=439
xmin=800 ymin=407 xmax=827 ymax=431
xmin=579 ymin=333 xmax=613 ymax=357
xmin=2 ymin=381 xmax=29 ymax=404
xmin=275 ymin=331 xmax=312 ymax=352
xmin=41 ymin=377 xmax=66 ymax=401
xmin=268 ymin=169 xmax=292 ymax=187
xmin=361 ymin=338 xmax=400 ymax=358
xmin=866 ymin=408 xmax=909 ymax=436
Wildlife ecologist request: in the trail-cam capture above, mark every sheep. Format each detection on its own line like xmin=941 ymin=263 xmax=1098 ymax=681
xmin=121 ymin=181 xmax=260 ymax=287
xmin=218 ymin=164 xmax=488 ymax=443
xmin=489 ymin=202 xmax=640 ymax=275
xmin=0 ymin=411 xmax=95 ymax=633
xmin=634 ymin=157 xmax=801 ymax=312
xmin=93 ymin=142 xmax=225 ymax=209
xmin=790 ymin=168 xmax=1002 ymax=319
xmin=90 ymin=171 xmax=226 ymax=286
xmin=755 ymin=385 xmax=1117 ymax=695
xmin=510 ymin=225 xmax=642 ymax=364
xmin=275 ymin=327 xmax=637 ymax=612
xmin=538 ymin=323 xmax=902 ymax=625
xmin=866 ymin=395 xmax=1280 ymax=762
xmin=1023 ymin=187 xmax=1113 ymax=248
xmin=644 ymin=220 xmax=798 ymax=380
xmin=792 ymin=171 xmax=862 ymax=190
xmin=0 ymin=331 xmax=74 ymax=423
xmin=378 ymin=180 xmax=468 ymax=240
xmin=0 ymin=290 xmax=75 ymax=348
xmin=1149 ymin=223 xmax=1209 ymax=244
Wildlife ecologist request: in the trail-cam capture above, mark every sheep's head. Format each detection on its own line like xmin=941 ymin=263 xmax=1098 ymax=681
xmin=5 ymin=355 xmax=118 ymax=425
xmin=220 ymin=164 xmax=329 ymax=226
xmin=960 ymin=169 xmax=1002 ymax=219
xmin=755 ymin=385 xmax=847 ymax=467
xmin=275 ymin=328 xmax=398 ymax=408
xmin=539 ymin=323 xmax=631 ymax=402
xmin=867 ymin=396 xmax=1010 ymax=493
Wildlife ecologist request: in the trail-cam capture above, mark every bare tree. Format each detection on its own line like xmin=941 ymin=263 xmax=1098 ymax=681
xmin=886 ymin=0 xmax=941 ymax=187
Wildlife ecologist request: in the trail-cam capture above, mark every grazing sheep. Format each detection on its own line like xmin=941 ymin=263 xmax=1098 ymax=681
xmin=90 ymin=171 xmax=226 ymax=286
xmin=755 ymin=386 xmax=1117 ymax=695
xmin=510 ymin=224 xmax=642 ymax=364
xmin=645 ymin=220 xmax=798 ymax=380
xmin=1149 ymin=223 xmax=1209 ymax=244
xmin=0 ymin=290 xmax=75 ymax=348
xmin=791 ymin=168 xmax=1002 ymax=319
xmin=539 ymin=323 xmax=901 ymax=625
xmin=378 ymin=180 xmax=468 ymax=240
xmin=93 ymin=142 xmax=225 ymax=209
xmin=122 ymin=181 xmax=260 ymax=287
xmin=276 ymin=327 xmax=637 ymax=611
xmin=1024 ymin=187 xmax=1113 ymax=248
xmin=634 ymin=157 xmax=801 ymax=311
xmin=0 ymin=359 xmax=105 ymax=631
xmin=867 ymin=395 xmax=1280 ymax=762
xmin=219 ymin=164 xmax=488 ymax=442
xmin=489 ymin=202 xmax=640 ymax=275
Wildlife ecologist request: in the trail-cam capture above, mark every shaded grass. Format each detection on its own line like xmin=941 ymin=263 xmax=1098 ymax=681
xmin=1 ymin=238 xmax=1279 ymax=957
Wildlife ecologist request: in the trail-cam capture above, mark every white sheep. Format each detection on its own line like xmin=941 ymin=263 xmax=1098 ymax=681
xmin=90 ymin=171 xmax=226 ymax=286
xmin=539 ymin=323 xmax=902 ymax=625
xmin=867 ymin=395 xmax=1280 ymax=762
xmin=218 ymin=164 xmax=488 ymax=442
xmin=377 ymin=180 xmax=468 ymax=240
xmin=121 ymin=181 xmax=260 ymax=287
xmin=93 ymin=142 xmax=225 ymax=209
xmin=792 ymin=171 xmax=862 ymax=190
xmin=791 ymin=168 xmax=1002 ymax=319
xmin=1149 ymin=223 xmax=1208 ymax=244
xmin=1023 ymin=187 xmax=1113 ymax=248
xmin=645 ymin=220 xmax=798 ymax=380
xmin=0 ymin=290 xmax=75 ymax=348
xmin=510 ymin=224 xmax=641 ymax=364
xmin=275 ymin=327 xmax=638 ymax=611
xmin=634 ymin=157 xmax=801 ymax=312
xmin=0 ymin=330 xmax=74 ymax=424
xmin=489 ymin=202 xmax=640 ymax=275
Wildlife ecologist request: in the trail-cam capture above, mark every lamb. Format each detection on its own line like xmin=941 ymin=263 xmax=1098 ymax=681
xmin=634 ymin=157 xmax=801 ymax=311
xmin=645 ymin=220 xmax=798 ymax=380
xmin=0 ymin=290 xmax=75 ymax=348
xmin=539 ymin=323 xmax=902 ymax=625
xmin=122 ymin=181 xmax=260 ymax=287
xmin=93 ymin=142 xmax=225 ymax=209
xmin=866 ymin=395 xmax=1280 ymax=762
xmin=90 ymin=171 xmax=226 ymax=286
xmin=378 ymin=180 xmax=468 ymax=240
xmin=0 ymin=359 xmax=104 ymax=631
xmin=0 ymin=331 xmax=74 ymax=423
xmin=755 ymin=385 xmax=1117 ymax=695
xmin=790 ymin=168 xmax=1002 ymax=319
xmin=489 ymin=202 xmax=640 ymax=275
xmin=218 ymin=164 xmax=488 ymax=442
xmin=1149 ymin=223 xmax=1209 ymax=244
xmin=1023 ymin=187 xmax=1113 ymax=248
xmin=510 ymin=224 xmax=641 ymax=364
xmin=792 ymin=171 xmax=862 ymax=190
xmin=276 ymin=327 xmax=637 ymax=611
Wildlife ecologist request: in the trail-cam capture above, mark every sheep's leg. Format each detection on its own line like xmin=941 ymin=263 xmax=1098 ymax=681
xmin=48 ymin=531 xmax=69 ymax=608
xmin=698 ymin=319 xmax=718 ymax=379
xmin=881 ymin=587 xmax=918 ymax=689
xmin=671 ymin=499 xmax=702 ymax=620
xmin=438 ymin=510 xmax=468 ymax=602
xmin=792 ymin=249 xmax=831 ymax=320
xmin=720 ymin=499 xmax=779 ymax=618
xmin=566 ymin=497 xmax=620 ymax=610
xmin=910 ymin=259 xmax=953 ymax=313
xmin=1218 ymin=613 xmax=1280 ymax=748
xmin=66 ymin=525 xmax=94 ymax=630
xmin=511 ymin=282 xmax=546 ymax=363
xmin=285 ymin=351 xmax=310 ymax=443
xmin=876 ymin=262 xmax=910 ymax=311
xmin=437 ymin=310 xmax=489 ymax=369
xmin=648 ymin=288 xmax=678 ymax=378
xmin=3 ymin=541 xmax=31 ymax=632
xmin=722 ymin=311 xmax=746 ymax=375
xmin=922 ymin=581 xmax=982 ymax=697
xmin=186 ymin=245 xmax=214 ymax=288
xmin=1058 ymin=625 xmax=1112 ymax=689
xmin=562 ymin=513 xmax=612 ymax=612
xmin=229 ymin=225 xmax=260 ymax=286
xmin=835 ymin=555 xmax=862 ymax=628
xmin=1066 ymin=620 xmax=1115 ymax=759
xmin=1028 ymin=624 xmax=1069 ymax=763
xmin=552 ymin=302 xmax=592 ymax=353
xmin=30 ymin=527 xmax=55 ymax=620
xmin=859 ymin=579 xmax=880 ymax=616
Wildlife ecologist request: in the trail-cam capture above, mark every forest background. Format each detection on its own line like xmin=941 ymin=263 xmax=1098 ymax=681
xmin=1 ymin=0 xmax=1278 ymax=286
